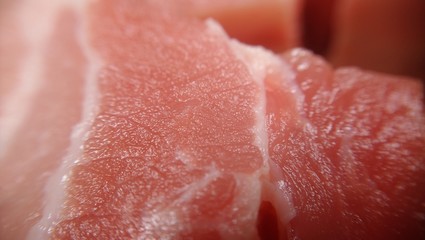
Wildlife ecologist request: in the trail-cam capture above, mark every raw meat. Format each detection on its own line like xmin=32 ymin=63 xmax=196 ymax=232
xmin=40 ymin=3 xmax=271 ymax=239
xmin=268 ymin=49 xmax=425 ymax=239
xmin=0 ymin=0 xmax=424 ymax=240
xmin=1 ymin=1 xmax=87 ymax=239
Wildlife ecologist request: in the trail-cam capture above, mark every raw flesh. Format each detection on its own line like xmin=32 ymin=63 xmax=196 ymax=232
xmin=0 ymin=0 xmax=424 ymax=240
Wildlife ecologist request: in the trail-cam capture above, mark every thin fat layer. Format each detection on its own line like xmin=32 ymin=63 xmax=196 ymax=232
xmin=0 ymin=1 xmax=90 ymax=240
xmin=0 ymin=0 xmax=63 ymax=157
xmin=27 ymin=1 xmax=102 ymax=239
xmin=227 ymin=26 xmax=297 ymax=239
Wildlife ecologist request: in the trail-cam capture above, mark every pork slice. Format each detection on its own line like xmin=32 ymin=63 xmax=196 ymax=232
xmin=0 ymin=0 xmax=424 ymax=239
xmin=1 ymin=1 xmax=277 ymax=238
xmin=29 ymin=1 xmax=277 ymax=239
xmin=267 ymin=48 xmax=425 ymax=239
xmin=0 ymin=1 xmax=88 ymax=239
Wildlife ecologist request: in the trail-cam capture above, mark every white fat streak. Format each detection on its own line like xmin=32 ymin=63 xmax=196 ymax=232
xmin=0 ymin=0 xmax=70 ymax=157
xmin=27 ymin=0 xmax=102 ymax=239
xmin=207 ymin=19 xmax=297 ymax=227
xmin=174 ymin=165 xmax=221 ymax=204
xmin=139 ymin=165 xmax=221 ymax=239
xmin=229 ymin=42 xmax=296 ymax=224
xmin=206 ymin=17 xmax=270 ymax=177
xmin=267 ymin=161 xmax=297 ymax=223
xmin=285 ymin=48 xmax=313 ymax=115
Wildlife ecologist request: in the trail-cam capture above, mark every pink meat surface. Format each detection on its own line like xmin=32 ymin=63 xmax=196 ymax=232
xmin=268 ymin=49 xmax=425 ymax=239
xmin=0 ymin=0 xmax=424 ymax=240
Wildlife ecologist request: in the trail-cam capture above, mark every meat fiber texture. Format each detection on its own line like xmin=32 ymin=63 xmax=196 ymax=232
xmin=0 ymin=0 xmax=424 ymax=240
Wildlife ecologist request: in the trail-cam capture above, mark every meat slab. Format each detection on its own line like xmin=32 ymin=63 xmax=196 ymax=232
xmin=0 ymin=0 xmax=424 ymax=239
